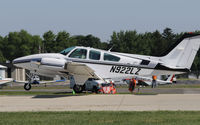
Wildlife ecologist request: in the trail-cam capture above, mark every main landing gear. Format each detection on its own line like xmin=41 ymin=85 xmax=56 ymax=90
xmin=24 ymin=73 xmax=40 ymax=91
xmin=69 ymin=75 xmax=84 ymax=93
xmin=73 ymin=84 xmax=84 ymax=93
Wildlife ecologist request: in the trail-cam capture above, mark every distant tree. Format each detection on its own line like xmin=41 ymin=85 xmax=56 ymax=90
xmin=0 ymin=36 xmax=6 ymax=62
xmin=99 ymin=42 xmax=109 ymax=50
xmin=109 ymin=30 xmax=150 ymax=55
xmin=161 ymin=28 xmax=177 ymax=53
xmin=2 ymin=30 xmax=33 ymax=61
xmin=162 ymin=28 xmax=175 ymax=40
xmin=109 ymin=31 xmax=119 ymax=51
xmin=32 ymin=35 xmax=42 ymax=54
xmin=123 ymin=31 xmax=138 ymax=54
xmin=75 ymin=34 xmax=101 ymax=48
xmin=43 ymin=31 xmax=56 ymax=53
xmin=18 ymin=30 xmax=33 ymax=56
xmin=149 ymin=30 xmax=163 ymax=56
xmin=134 ymin=33 xmax=151 ymax=55
xmin=0 ymin=35 xmax=3 ymax=49
xmin=55 ymin=31 xmax=70 ymax=52
xmin=110 ymin=31 xmax=133 ymax=53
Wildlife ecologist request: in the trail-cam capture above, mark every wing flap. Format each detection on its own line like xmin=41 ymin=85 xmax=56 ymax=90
xmin=64 ymin=62 xmax=101 ymax=84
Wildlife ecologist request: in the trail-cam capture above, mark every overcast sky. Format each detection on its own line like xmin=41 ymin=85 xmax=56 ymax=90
xmin=0 ymin=0 xmax=200 ymax=41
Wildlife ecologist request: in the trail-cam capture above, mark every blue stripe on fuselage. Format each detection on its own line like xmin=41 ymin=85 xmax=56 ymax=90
xmin=13 ymin=58 xmax=42 ymax=64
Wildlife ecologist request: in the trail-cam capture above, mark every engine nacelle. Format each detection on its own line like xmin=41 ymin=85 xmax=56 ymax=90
xmin=40 ymin=58 xmax=66 ymax=70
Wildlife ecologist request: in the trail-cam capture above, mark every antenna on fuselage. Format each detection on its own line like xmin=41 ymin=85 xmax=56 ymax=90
xmin=108 ymin=45 xmax=114 ymax=52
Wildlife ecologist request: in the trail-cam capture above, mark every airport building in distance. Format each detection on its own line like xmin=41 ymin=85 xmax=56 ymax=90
xmin=0 ymin=63 xmax=25 ymax=81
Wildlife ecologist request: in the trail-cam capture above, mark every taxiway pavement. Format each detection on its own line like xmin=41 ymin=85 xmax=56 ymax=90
xmin=1 ymin=94 xmax=200 ymax=112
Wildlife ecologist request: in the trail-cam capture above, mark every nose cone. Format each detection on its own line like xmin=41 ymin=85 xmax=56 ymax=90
xmin=13 ymin=56 xmax=30 ymax=64
xmin=13 ymin=55 xmax=40 ymax=64
xmin=13 ymin=57 xmax=26 ymax=68
xmin=13 ymin=53 xmax=65 ymax=68
xmin=13 ymin=55 xmax=41 ymax=68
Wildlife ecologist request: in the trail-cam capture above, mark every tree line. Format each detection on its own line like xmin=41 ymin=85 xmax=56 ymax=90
xmin=0 ymin=28 xmax=199 ymax=78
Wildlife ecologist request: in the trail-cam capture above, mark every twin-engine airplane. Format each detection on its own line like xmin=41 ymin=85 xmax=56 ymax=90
xmin=13 ymin=33 xmax=200 ymax=92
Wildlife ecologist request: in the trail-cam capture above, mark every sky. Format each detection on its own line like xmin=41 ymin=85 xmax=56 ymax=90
xmin=0 ymin=0 xmax=200 ymax=42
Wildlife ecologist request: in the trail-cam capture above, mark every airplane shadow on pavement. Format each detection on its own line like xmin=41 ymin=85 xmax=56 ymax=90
xmin=32 ymin=92 xmax=88 ymax=98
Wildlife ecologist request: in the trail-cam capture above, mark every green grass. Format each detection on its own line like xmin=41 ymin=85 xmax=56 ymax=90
xmin=176 ymin=78 xmax=198 ymax=80
xmin=156 ymin=84 xmax=200 ymax=88
xmin=0 ymin=111 xmax=200 ymax=125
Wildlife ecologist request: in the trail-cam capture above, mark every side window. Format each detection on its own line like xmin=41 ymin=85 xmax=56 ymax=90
xmin=89 ymin=50 xmax=100 ymax=60
xmin=69 ymin=49 xmax=87 ymax=59
xmin=104 ymin=53 xmax=120 ymax=62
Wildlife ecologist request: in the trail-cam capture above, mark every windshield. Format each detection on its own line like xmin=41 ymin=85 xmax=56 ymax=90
xmin=60 ymin=47 xmax=75 ymax=55
xmin=69 ymin=48 xmax=87 ymax=59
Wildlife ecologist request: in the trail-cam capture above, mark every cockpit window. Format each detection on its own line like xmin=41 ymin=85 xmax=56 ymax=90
xmin=69 ymin=48 xmax=87 ymax=59
xmin=60 ymin=47 xmax=75 ymax=55
xmin=89 ymin=50 xmax=100 ymax=60
xmin=104 ymin=53 xmax=120 ymax=62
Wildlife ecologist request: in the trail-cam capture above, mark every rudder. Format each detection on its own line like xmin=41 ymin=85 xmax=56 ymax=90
xmin=161 ymin=33 xmax=200 ymax=69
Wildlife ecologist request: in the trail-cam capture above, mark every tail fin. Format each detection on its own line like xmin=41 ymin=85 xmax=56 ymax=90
xmin=161 ymin=33 xmax=200 ymax=69
xmin=166 ymin=75 xmax=174 ymax=82
xmin=155 ymin=75 xmax=174 ymax=85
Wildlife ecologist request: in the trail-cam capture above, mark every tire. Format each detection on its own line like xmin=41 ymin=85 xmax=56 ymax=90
xmin=24 ymin=83 xmax=31 ymax=91
xmin=92 ymin=86 xmax=99 ymax=93
xmin=82 ymin=84 xmax=85 ymax=91
xmin=73 ymin=85 xmax=83 ymax=93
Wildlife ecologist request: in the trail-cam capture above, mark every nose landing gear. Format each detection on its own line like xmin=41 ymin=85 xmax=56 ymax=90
xmin=24 ymin=72 xmax=40 ymax=91
xmin=24 ymin=83 xmax=31 ymax=91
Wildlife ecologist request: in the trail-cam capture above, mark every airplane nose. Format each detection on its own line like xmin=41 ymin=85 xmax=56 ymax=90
xmin=13 ymin=56 xmax=41 ymax=65
xmin=13 ymin=57 xmax=23 ymax=64
xmin=13 ymin=53 xmax=64 ymax=68
xmin=12 ymin=57 xmax=25 ymax=68
xmin=13 ymin=56 xmax=29 ymax=64
xmin=13 ymin=55 xmax=42 ymax=69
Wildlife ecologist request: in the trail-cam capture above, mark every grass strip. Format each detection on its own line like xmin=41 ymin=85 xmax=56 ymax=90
xmin=0 ymin=111 xmax=200 ymax=125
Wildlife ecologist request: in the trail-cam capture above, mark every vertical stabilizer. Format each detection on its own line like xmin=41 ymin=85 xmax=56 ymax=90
xmin=161 ymin=33 xmax=200 ymax=69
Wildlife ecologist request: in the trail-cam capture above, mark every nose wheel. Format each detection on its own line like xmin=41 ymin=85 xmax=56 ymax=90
xmin=24 ymin=83 xmax=31 ymax=91
xmin=23 ymin=72 xmax=40 ymax=91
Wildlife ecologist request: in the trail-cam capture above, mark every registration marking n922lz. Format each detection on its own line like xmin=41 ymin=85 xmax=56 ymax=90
xmin=110 ymin=65 xmax=141 ymax=75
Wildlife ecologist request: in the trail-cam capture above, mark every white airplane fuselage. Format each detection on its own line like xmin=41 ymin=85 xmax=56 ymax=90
xmin=13 ymin=47 xmax=181 ymax=83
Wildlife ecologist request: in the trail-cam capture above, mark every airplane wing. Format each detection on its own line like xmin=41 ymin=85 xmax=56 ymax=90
xmin=64 ymin=62 xmax=102 ymax=84
xmin=13 ymin=79 xmax=66 ymax=84
xmin=123 ymin=75 xmax=173 ymax=86
xmin=0 ymin=78 xmax=13 ymax=86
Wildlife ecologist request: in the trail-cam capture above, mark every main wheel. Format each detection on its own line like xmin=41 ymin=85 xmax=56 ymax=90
xmin=73 ymin=85 xmax=83 ymax=93
xmin=92 ymin=86 xmax=99 ymax=93
xmin=24 ymin=83 xmax=31 ymax=91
